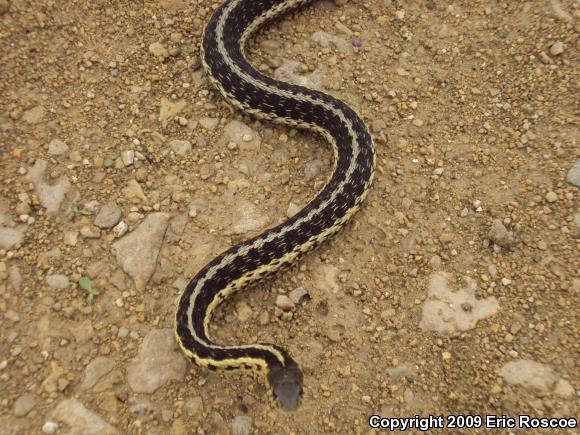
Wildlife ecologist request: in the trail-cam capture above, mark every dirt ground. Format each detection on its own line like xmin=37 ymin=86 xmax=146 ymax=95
xmin=0 ymin=0 xmax=578 ymax=434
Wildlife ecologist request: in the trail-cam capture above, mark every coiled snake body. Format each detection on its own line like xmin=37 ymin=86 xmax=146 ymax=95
xmin=175 ymin=0 xmax=375 ymax=410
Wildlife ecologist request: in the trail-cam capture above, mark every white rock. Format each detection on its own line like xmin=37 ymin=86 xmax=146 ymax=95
xmin=500 ymin=359 xmax=557 ymax=391
xmin=566 ymin=159 xmax=580 ymax=187
xmin=42 ymin=421 xmax=59 ymax=434
xmin=0 ymin=226 xmax=24 ymax=250
xmin=553 ymin=378 xmax=574 ymax=398
xmin=276 ymin=295 xmax=295 ymax=311
xmin=549 ymin=41 xmax=564 ymax=56
xmin=420 ymin=272 xmax=499 ymax=334
xmin=80 ymin=356 xmax=115 ymax=391
xmin=232 ymin=416 xmax=253 ymax=435
xmin=111 ymin=213 xmax=169 ymax=290
xmin=121 ymin=150 xmax=135 ymax=166
xmin=26 ymin=159 xmax=71 ymax=215
xmin=169 ymin=139 xmax=192 ymax=156
xmin=94 ymin=202 xmax=122 ymax=229
xmin=545 ymin=191 xmax=558 ymax=203
xmin=46 ymin=274 xmax=69 ymax=289
xmin=48 ymin=139 xmax=69 ymax=156
xmin=50 ymin=398 xmax=118 ymax=434
xmin=127 ymin=329 xmax=186 ymax=394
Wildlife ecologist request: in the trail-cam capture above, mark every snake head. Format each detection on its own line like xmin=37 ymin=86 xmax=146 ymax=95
xmin=267 ymin=362 xmax=303 ymax=410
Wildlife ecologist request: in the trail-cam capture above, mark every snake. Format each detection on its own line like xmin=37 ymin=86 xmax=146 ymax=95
xmin=175 ymin=0 xmax=375 ymax=410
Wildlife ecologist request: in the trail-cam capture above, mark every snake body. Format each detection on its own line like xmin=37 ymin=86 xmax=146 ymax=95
xmin=175 ymin=0 xmax=375 ymax=410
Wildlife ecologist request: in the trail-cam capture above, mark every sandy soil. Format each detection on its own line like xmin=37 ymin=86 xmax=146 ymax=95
xmin=0 ymin=0 xmax=578 ymax=434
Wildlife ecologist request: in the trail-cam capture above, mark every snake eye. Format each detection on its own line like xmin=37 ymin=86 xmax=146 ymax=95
xmin=267 ymin=363 xmax=304 ymax=411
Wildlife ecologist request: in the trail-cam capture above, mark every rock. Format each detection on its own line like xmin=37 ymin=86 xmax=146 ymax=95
xmin=184 ymin=396 xmax=203 ymax=417
xmin=94 ymin=202 xmax=122 ymax=229
xmin=549 ymin=41 xmax=564 ymax=56
xmin=127 ymin=329 xmax=186 ymax=394
xmin=274 ymin=59 xmax=323 ymax=90
xmin=42 ymin=421 xmax=59 ymax=434
xmin=286 ymin=202 xmax=301 ymax=217
xmin=149 ymin=42 xmax=169 ymax=58
xmin=14 ymin=393 xmax=36 ymax=416
xmin=22 ymin=105 xmax=45 ymax=124
xmin=311 ymin=31 xmax=353 ymax=55
xmin=276 ymin=295 xmax=295 ymax=311
xmin=48 ymin=139 xmax=70 ymax=156
xmin=111 ymin=213 xmax=170 ymax=290
xmin=63 ymin=230 xmax=79 ymax=246
xmin=46 ymin=274 xmax=69 ymax=289
xmin=487 ymin=219 xmax=515 ymax=248
xmin=50 ymin=398 xmax=118 ymax=434
xmin=0 ymin=226 xmax=24 ymax=250
xmin=553 ymin=378 xmax=574 ymax=398
xmin=169 ymin=139 xmax=192 ymax=156
xmin=420 ymin=273 xmax=499 ymax=334
xmin=80 ymin=357 xmax=116 ymax=391
xmin=112 ymin=221 xmax=128 ymax=238
xmin=545 ymin=191 xmax=558 ymax=203
xmin=500 ymin=360 xmax=557 ymax=392
xmin=159 ymin=97 xmax=187 ymax=127
xmin=566 ymin=159 xmax=580 ymax=187
xmin=128 ymin=398 xmax=155 ymax=416
xmin=121 ymin=150 xmax=134 ymax=166
xmin=231 ymin=416 xmax=253 ymax=435
xmin=226 ymin=201 xmax=269 ymax=235
xmin=198 ymin=117 xmax=219 ymax=131
xmin=219 ymin=121 xmax=261 ymax=151
xmin=26 ymin=160 xmax=71 ymax=215
xmin=289 ymin=287 xmax=309 ymax=304
xmin=304 ymin=160 xmax=324 ymax=181
xmin=122 ymin=179 xmax=148 ymax=203
xmin=235 ymin=301 xmax=253 ymax=322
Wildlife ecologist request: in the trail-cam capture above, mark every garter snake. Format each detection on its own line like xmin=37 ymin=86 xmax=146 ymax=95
xmin=175 ymin=0 xmax=375 ymax=410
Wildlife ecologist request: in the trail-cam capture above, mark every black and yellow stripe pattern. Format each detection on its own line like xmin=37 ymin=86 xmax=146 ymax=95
xmin=175 ymin=0 xmax=375 ymax=410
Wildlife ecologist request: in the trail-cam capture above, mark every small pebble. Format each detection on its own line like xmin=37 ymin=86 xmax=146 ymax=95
xmin=549 ymin=41 xmax=564 ymax=56
xmin=545 ymin=191 xmax=558 ymax=203
xmin=275 ymin=295 xmax=295 ymax=311
xmin=42 ymin=421 xmax=59 ymax=434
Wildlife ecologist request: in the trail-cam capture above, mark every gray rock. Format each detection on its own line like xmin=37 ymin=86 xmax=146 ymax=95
xmin=0 ymin=226 xmax=24 ymax=250
xmin=14 ymin=393 xmax=36 ymax=417
xmin=220 ymin=120 xmax=261 ymax=152
xmin=42 ymin=421 xmax=59 ymax=434
xmin=289 ymin=287 xmax=309 ymax=304
xmin=127 ymin=329 xmax=186 ymax=394
xmin=111 ymin=213 xmax=170 ymax=290
xmin=566 ymin=159 xmax=580 ymax=187
xmin=420 ymin=273 xmax=499 ymax=334
xmin=48 ymin=139 xmax=70 ymax=156
xmin=169 ymin=139 xmax=192 ymax=156
xmin=276 ymin=295 xmax=295 ymax=311
xmin=26 ymin=160 xmax=71 ymax=215
xmin=500 ymin=359 xmax=557 ymax=391
xmin=311 ymin=31 xmax=353 ymax=55
xmin=50 ymin=398 xmax=118 ymax=434
xmin=274 ymin=59 xmax=323 ymax=90
xmin=80 ymin=357 xmax=115 ymax=391
xmin=487 ymin=219 xmax=515 ymax=248
xmin=46 ymin=274 xmax=69 ymax=289
xmin=553 ymin=378 xmax=574 ymax=398
xmin=198 ymin=117 xmax=219 ymax=131
xmin=549 ymin=41 xmax=564 ymax=56
xmin=94 ymin=202 xmax=122 ymax=229
xmin=232 ymin=416 xmax=253 ymax=435
xmin=304 ymin=160 xmax=324 ymax=181
xmin=227 ymin=201 xmax=269 ymax=235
